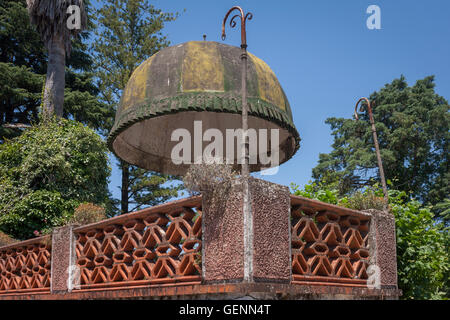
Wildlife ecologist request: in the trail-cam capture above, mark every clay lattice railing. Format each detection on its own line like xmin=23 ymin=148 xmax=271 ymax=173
xmin=290 ymin=195 xmax=370 ymax=286
xmin=0 ymin=237 xmax=52 ymax=294
xmin=74 ymin=196 xmax=202 ymax=290
xmin=0 ymin=193 xmax=375 ymax=296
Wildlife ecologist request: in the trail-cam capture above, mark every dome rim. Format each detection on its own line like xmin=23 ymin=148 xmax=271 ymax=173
xmin=107 ymin=91 xmax=300 ymax=167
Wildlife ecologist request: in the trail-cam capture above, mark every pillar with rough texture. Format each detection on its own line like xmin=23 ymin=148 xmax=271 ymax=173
xmin=364 ymin=209 xmax=398 ymax=289
xmin=202 ymin=177 xmax=291 ymax=283
xmin=50 ymin=225 xmax=79 ymax=294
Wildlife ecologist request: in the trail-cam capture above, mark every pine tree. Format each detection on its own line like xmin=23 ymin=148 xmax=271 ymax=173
xmin=92 ymin=0 xmax=181 ymax=214
xmin=312 ymin=76 xmax=449 ymax=212
xmin=0 ymin=0 xmax=45 ymax=140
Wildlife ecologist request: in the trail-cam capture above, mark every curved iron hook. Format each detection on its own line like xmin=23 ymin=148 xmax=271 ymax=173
xmin=354 ymin=97 xmax=372 ymax=121
xmin=221 ymin=6 xmax=252 ymax=47
xmin=230 ymin=14 xmax=240 ymax=28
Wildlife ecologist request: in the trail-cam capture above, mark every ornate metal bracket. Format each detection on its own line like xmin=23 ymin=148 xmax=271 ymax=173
xmin=221 ymin=6 xmax=253 ymax=48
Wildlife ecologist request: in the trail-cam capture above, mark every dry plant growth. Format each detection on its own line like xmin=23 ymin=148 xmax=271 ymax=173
xmin=0 ymin=231 xmax=17 ymax=247
xmin=183 ymin=160 xmax=238 ymax=195
xmin=69 ymin=203 xmax=107 ymax=225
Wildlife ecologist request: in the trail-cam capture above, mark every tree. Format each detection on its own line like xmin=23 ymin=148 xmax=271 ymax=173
xmin=127 ymin=167 xmax=182 ymax=212
xmin=0 ymin=118 xmax=110 ymax=240
xmin=291 ymin=183 xmax=450 ymax=300
xmin=312 ymin=76 xmax=450 ymax=214
xmin=434 ymin=198 xmax=450 ymax=224
xmin=0 ymin=0 xmax=113 ymax=141
xmin=0 ymin=0 xmax=45 ymax=140
xmin=0 ymin=63 xmax=43 ymax=139
xmin=92 ymin=0 xmax=181 ymax=214
xmin=26 ymin=0 xmax=87 ymax=117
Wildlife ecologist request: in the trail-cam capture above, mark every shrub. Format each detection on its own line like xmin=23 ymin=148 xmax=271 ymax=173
xmin=290 ymin=182 xmax=339 ymax=204
xmin=389 ymin=190 xmax=449 ymax=299
xmin=0 ymin=118 xmax=110 ymax=240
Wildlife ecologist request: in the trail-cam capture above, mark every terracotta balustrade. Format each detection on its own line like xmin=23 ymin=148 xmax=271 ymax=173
xmin=73 ymin=196 xmax=203 ymax=290
xmin=0 ymin=186 xmax=399 ymax=300
xmin=290 ymin=195 xmax=371 ymax=287
xmin=0 ymin=236 xmax=52 ymax=294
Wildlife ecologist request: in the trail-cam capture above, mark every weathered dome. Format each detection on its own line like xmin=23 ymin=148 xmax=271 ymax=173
xmin=108 ymin=41 xmax=300 ymax=175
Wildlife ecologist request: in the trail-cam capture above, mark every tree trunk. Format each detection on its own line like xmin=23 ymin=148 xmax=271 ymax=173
xmin=121 ymin=161 xmax=129 ymax=214
xmin=43 ymin=35 xmax=66 ymax=118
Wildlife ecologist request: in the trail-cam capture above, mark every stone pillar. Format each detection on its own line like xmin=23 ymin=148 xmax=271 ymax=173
xmin=202 ymin=177 xmax=291 ymax=283
xmin=364 ymin=209 xmax=398 ymax=289
xmin=50 ymin=225 xmax=79 ymax=294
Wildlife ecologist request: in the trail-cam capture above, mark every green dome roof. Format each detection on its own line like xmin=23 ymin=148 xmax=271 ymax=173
xmin=108 ymin=41 xmax=300 ymax=174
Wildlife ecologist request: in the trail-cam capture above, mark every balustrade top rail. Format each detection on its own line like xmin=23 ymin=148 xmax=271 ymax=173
xmin=290 ymin=195 xmax=372 ymax=219
xmin=73 ymin=196 xmax=202 ymax=233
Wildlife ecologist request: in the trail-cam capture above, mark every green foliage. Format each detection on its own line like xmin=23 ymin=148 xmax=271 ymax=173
xmin=0 ymin=0 xmax=46 ymax=73
xmin=63 ymin=69 xmax=114 ymax=135
xmin=0 ymin=0 xmax=45 ymax=140
xmin=0 ymin=118 xmax=110 ymax=239
xmin=290 ymin=182 xmax=339 ymax=205
xmin=0 ymin=62 xmax=43 ymax=141
xmin=311 ymin=76 xmax=449 ymax=211
xmin=62 ymin=0 xmax=115 ymax=134
xmin=434 ymin=198 xmax=450 ymax=224
xmin=2 ymin=190 xmax=78 ymax=238
xmin=128 ymin=168 xmax=182 ymax=211
xmin=290 ymin=182 xmax=450 ymax=300
xmin=291 ymin=181 xmax=385 ymax=211
xmin=388 ymin=190 xmax=449 ymax=299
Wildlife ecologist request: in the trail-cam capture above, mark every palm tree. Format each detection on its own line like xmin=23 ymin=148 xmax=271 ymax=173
xmin=26 ymin=0 xmax=86 ymax=118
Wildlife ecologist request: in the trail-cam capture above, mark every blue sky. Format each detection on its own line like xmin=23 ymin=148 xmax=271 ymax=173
xmin=105 ymin=0 xmax=450 ymax=201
